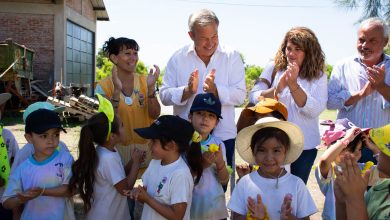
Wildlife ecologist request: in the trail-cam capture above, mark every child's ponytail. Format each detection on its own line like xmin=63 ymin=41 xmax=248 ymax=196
xmin=69 ymin=112 xmax=118 ymax=212
xmin=186 ymin=141 xmax=203 ymax=184
xmin=69 ymin=124 xmax=98 ymax=212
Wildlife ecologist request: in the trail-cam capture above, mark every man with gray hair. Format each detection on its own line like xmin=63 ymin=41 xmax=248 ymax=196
xmin=160 ymin=9 xmax=246 ymax=184
xmin=327 ymin=17 xmax=390 ymax=163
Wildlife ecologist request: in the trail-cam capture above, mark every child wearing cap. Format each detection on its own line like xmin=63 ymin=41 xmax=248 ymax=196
xmin=128 ymin=115 xmax=203 ymax=220
xmin=188 ymin=93 xmax=229 ymax=219
xmin=1 ymin=109 xmax=73 ymax=220
xmin=334 ymin=123 xmax=390 ymax=220
xmin=228 ymin=117 xmax=317 ymax=219
xmin=11 ymin=101 xmax=69 ymax=174
xmin=69 ymin=95 xmax=144 ymax=220
xmin=316 ymin=118 xmax=383 ymax=220
xmin=0 ymin=93 xmax=20 ymax=220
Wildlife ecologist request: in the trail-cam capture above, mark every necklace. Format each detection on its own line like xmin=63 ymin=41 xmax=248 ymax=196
xmin=258 ymin=168 xmax=285 ymax=189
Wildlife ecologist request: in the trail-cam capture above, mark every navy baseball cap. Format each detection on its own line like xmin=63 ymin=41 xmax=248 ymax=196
xmin=25 ymin=109 xmax=66 ymax=134
xmin=190 ymin=93 xmax=222 ymax=119
xmin=134 ymin=115 xmax=194 ymax=143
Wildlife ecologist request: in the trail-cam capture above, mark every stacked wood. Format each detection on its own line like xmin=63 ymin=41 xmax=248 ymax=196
xmin=47 ymin=95 xmax=99 ymax=121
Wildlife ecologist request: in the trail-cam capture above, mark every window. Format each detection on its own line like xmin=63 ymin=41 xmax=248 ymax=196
xmin=66 ymin=21 xmax=94 ymax=96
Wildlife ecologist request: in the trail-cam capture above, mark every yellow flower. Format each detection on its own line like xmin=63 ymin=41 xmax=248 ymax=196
xmin=209 ymin=144 xmax=219 ymax=153
xmin=362 ymin=161 xmax=374 ymax=175
xmin=192 ymin=131 xmax=201 ymax=143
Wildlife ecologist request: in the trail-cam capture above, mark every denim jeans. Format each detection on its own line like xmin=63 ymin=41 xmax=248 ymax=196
xmin=291 ymin=148 xmax=318 ymax=184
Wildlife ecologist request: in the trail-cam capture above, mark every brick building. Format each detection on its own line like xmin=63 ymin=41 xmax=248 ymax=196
xmin=0 ymin=0 xmax=108 ymax=95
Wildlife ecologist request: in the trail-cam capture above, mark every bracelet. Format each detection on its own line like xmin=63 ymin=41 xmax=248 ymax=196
xmin=290 ymin=84 xmax=300 ymax=93
xmin=216 ymin=164 xmax=225 ymax=172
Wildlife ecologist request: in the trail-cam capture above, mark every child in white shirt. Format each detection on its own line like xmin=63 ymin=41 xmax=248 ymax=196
xmin=68 ymin=94 xmax=144 ymax=220
xmin=188 ymin=93 xmax=229 ymax=219
xmin=228 ymin=117 xmax=317 ymax=219
xmin=2 ymin=108 xmax=73 ymax=220
xmin=129 ymin=115 xmax=203 ymax=220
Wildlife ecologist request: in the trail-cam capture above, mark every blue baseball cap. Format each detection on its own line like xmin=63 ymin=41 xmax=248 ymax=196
xmin=25 ymin=109 xmax=66 ymax=134
xmin=190 ymin=93 xmax=222 ymax=119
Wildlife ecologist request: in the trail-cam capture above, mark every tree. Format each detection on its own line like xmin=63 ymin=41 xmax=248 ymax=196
xmin=335 ymin=0 xmax=390 ymax=22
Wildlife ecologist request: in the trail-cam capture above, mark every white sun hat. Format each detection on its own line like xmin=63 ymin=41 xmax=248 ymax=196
xmin=236 ymin=117 xmax=304 ymax=165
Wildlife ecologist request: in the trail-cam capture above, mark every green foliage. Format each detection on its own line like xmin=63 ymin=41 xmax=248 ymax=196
xmin=335 ymin=0 xmax=390 ymax=22
xmin=245 ymin=65 xmax=263 ymax=86
xmin=385 ymin=43 xmax=390 ymax=55
xmin=325 ymin=64 xmax=333 ymax=79
xmin=96 ymin=48 xmax=105 ymax=69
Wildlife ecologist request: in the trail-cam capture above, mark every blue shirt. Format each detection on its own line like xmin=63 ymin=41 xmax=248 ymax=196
xmin=327 ymin=54 xmax=390 ymax=128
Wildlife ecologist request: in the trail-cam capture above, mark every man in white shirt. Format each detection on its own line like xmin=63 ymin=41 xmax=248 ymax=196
xmin=160 ymin=9 xmax=246 ymax=180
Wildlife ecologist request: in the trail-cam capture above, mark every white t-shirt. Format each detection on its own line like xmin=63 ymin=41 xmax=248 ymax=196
xmin=11 ymin=141 xmax=69 ymax=173
xmin=0 ymin=128 xmax=19 ymax=197
xmin=2 ymin=149 xmax=73 ymax=220
xmin=141 ymin=157 xmax=194 ymax=220
xmin=191 ymin=135 xmax=228 ymax=219
xmin=228 ymin=171 xmax=317 ymax=219
xmin=86 ymin=146 xmax=130 ymax=220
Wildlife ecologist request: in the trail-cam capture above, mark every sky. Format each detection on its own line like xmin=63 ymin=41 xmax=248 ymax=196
xmin=96 ymin=0 xmax=364 ymax=68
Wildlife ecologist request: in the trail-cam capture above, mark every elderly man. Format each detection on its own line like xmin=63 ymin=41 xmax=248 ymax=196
xmin=327 ymin=17 xmax=390 ymax=163
xmin=160 ymin=9 xmax=246 ymax=173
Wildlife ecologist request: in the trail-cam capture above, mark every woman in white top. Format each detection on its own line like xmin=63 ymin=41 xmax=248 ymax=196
xmin=249 ymin=27 xmax=328 ymax=184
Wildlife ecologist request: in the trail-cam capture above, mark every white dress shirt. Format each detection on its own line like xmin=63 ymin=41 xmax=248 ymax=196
xmin=160 ymin=43 xmax=246 ymax=140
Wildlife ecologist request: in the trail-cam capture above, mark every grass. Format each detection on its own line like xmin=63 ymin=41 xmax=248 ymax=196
xmin=319 ymin=109 xmax=337 ymax=121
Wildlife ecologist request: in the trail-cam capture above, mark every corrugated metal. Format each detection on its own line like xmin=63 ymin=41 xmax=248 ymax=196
xmin=90 ymin=0 xmax=109 ymax=21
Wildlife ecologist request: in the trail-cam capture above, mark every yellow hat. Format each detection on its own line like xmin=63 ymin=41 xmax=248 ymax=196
xmin=369 ymin=124 xmax=390 ymax=157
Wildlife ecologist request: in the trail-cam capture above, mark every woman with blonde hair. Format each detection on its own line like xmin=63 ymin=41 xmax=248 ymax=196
xmin=249 ymin=27 xmax=328 ymax=184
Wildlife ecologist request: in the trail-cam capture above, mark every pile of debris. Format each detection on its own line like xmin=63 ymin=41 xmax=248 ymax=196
xmin=47 ymin=94 xmax=98 ymax=121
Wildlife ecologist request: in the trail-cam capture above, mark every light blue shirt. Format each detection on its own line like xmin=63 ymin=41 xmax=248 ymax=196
xmin=327 ymin=54 xmax=390 ymax=128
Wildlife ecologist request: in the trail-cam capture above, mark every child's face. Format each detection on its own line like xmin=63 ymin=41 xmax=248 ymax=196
xmin=337 ymin=140 xmax=363 ymax=163
xmin=253 ymin=137 xmax=287 ymax=176
xmin=150 ymin=139 xmax=167 ymax=160
xmin=377 ymin=152 xmax=390 ymax=176
xmin=112 ymin=118 xmax=126 ymax=145
xmin=189 ymin=111 xmax=218 ymax=138
xmin=25 ymin=128 xmax=60 ymax=160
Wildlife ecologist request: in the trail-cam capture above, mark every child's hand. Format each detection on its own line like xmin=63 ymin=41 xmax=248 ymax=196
xmin=247 ymin=194 xmax=267 ymax=219
xmin=236 ymin=163 xmax=251 ymax=178
xmin=334 ymin=153 xmax=370 ymax=200
xmin=344 ymin=127 xmax=362 ymax=144
xmin=280 ymin=193 xmax=293 ymax=220
xmin=131 ymin=148 xmax=146 ymax=164
xmin=202 ymin=151 xmax=216 ymax=168
xmin=130 ymin=186 xmax=149 ymax=203
xmin=214 ymin=145 xmax=225 ymax=167
xmin=361 ymin=133 xmax=380 ymax=154
xmin=17 ymin=187 xmax=44 ymax=203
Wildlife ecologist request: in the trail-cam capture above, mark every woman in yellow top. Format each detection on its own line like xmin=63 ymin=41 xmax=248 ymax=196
xmin=95 ymin=37 xmax=160 ymax=171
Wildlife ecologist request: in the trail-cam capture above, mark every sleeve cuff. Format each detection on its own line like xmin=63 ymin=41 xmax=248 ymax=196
xmin=171 ymin=86 xmax=190 ymax=106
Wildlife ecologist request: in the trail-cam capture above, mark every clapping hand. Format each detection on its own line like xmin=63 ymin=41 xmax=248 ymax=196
xmin=367 ymin=64 xmax=386 ymax=90
xmin=280 ymin=193 xmax=293 ymax=220
xmin=112 ymin=65 xmax=122 ymax=91
xmin=203 ymin=69 xmax=218 ymax=96
xmin=187 ymin=69 xmax=199 ymax=94
xmin=147 ymin=65 xmax=160 ymax=90
xmin=334 ymin=153 xmax=370 ymax=201
xmin=247 ymin=194 xmax=267 ymax=220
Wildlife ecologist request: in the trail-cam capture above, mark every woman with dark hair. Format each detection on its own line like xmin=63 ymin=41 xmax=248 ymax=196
xmin=249 ymin=27 xmax=328 ymax=184
xmin=95 ymin=37 xmax=160 ymax=172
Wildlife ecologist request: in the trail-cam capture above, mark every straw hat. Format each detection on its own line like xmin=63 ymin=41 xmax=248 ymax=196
xmin=245 ymin=97 xmax=288 ymax=120
xmin=236 ymin=117 xmax=304 ymax=165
